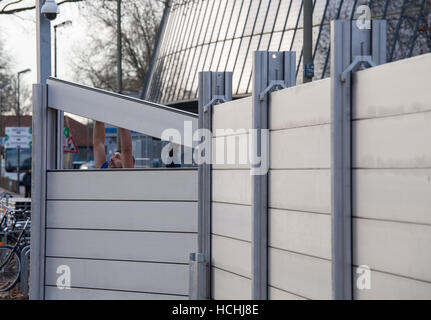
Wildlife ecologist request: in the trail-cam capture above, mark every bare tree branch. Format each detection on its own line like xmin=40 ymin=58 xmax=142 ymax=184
xmin=0 ymin=0 xmax=85 ymax=15
xmin=71 ymin=0 xmax=163 ymax=93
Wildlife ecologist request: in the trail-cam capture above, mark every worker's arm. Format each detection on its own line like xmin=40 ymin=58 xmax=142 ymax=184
xmin=93 ymin=121 xmax=106 ymax=168
xmin=120 ymin=128 xmax=134 ymax=168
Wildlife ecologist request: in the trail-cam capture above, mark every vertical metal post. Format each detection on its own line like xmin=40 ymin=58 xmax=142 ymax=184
xmin=191 ymin=71 xmax=232 ymax=300
xmin=372 ymin=21 xmax=387 ymax=66
xmin=36 ymin=0 xmax=51 ymax=86
xmin=303 ymin=0 xmax=314 ymax=82
xmin=30 ymin=84 xmax=48 ymax=300
xmin=140 ymin=0 xmax=172 ymax=100
xmin=53 ymin=22 xmax=71 ymax=168
xmin=56 ymin=110 xmax=64 ymax=169
xmin=117 ymin=0 xmax=123 ymax=94
xmin=330 ymin=20 xmax=386 ymax=300
xmin=54 ymin=26 xmax=58 ymax=77
xmin=31 ymin=0 xmax=54 ymax=300
xmin=0 ymin=90 xmax=2 ymax=166
xmin=252 ymin=51 xmax=296 ymax=300
xmin=17 ymin=76 xmax=20 ymax=127
xmin=331 ymin=19 xmax=352 ymax=301
xmin=408 ymin=0 xmax=426 ymax=57
xmin=116 ymin=0 xmax=123 ymax=151
xmin=16 ymin=145 xmax=20 ymax=193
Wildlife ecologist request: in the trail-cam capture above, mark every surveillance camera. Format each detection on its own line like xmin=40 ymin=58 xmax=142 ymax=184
xmin=41 ymin=0 xmax=60 ymax=21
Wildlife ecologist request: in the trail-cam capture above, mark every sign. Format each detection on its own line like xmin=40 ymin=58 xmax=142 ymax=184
xmin=5 ymin=127 xmax=32 ymax=149
xmin=63 ymin=127 xmax=78 ymax=154
xmin=64 ymin=136 xmax=78 ymax=154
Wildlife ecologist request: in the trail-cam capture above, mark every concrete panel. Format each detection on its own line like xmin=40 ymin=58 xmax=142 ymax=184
xmin=45 ymin=258 xmax=189 ymax=295
xmin=46 ymin=201 xmax=197 ymax=232
xmin=268 ymin=248 xmax=331 ymax=300
xmin=270 ymin=124 xmax=330 ymax=169
xmin=353 ymin=53 xmax=431 ymax=119
xmin=44 ymin=286 xmax=187 ymax=300
xmin=269 ymin=209 xmax=331 ymax=260
xmin=269 ymin=169 xmax=331 ymax=214
xmin=212 ymin=202 xmax=252 ymax=242
xmin=46 ymin=229 xmax=197 ymax=264
xmin=211 ymin=235 xmax=252 ymax=278
xmin=353 ymin=268 xmax=431 ymax=300
xmin=47 ymin=170 xmax=197 ymax=201
xmin=212 ymin=97 xmax=252 ymax=135
xmin=353 ymin=218 xmax=431 ymax=282
xmin=212 ymin=169 xmax=251 ymax=205
xmin=211 ymin=268 xmax=252 ymax=300
xmin=353 ymin=112 xmax=431 ymax=168
xmin=353 ymin=169 xmax=431 ymax=225
xmin=270 ymin=78 xmax=331 ymax=130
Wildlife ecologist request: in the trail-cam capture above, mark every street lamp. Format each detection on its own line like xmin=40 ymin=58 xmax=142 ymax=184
xmin=17 ymin=69 xmax=31 ymax=128
xmin=54 ymin=20 xmax=72 ymax=77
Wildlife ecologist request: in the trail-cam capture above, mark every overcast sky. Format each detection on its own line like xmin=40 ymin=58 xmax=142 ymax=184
xmin=0 ymin=1 xmax=98 ymax=122
xmin=0 ymin=1 xmax=90 ymax=87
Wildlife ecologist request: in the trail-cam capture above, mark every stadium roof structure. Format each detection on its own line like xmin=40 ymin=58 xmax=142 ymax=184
xmin=143 ymin=0 xmax=431 ymax=108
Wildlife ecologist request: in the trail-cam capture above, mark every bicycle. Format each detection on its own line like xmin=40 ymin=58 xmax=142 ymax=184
xmin=0 ymin=207 xmax=31 ymax=292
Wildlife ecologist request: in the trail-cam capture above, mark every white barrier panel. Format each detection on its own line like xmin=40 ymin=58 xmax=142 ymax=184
xmin=208 ymin=53 xmax=431 ymax=300
xmin=44 ymin=169 xmax=197 ymax=300
xmin=211 ymin=97 xmax=252 ymax=300
xmin=352 ymin=53 xmax=431 ymax=299
xmin=210 ymin=78 xmax=333 ymax=300
xmin=46 ymin=78 xmax=198 ymax=144
xmin=268 ymin=78 xmax=332 ymax=300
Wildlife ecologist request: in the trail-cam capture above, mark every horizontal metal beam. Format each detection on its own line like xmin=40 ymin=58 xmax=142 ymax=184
xmin=46 ymin=78 xmax=198 ymax=145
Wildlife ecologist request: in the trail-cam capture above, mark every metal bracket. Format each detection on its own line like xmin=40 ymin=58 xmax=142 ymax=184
xmin=259 ymin=80 xmax=287 ymax=101
xmin=189 ymin=252 xmax=208 ymax=300
xmin=340 ymin=55 xmax=376 ymax=83
xmin=203 ymin=95 xmax=228 ymax=113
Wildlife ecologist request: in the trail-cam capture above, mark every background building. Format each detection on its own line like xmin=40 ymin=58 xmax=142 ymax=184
xmin=144 ymin=0 xmax=431 ymax=111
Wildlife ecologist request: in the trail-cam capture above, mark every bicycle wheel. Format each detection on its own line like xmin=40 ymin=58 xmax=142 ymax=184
xmin=0 ymin=245 xmax=20 ymax=292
